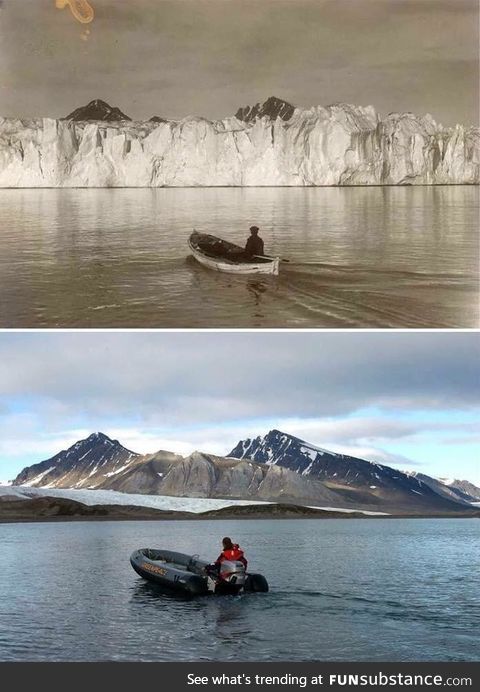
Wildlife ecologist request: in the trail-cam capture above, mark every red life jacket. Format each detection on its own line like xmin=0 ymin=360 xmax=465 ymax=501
xmin=216 ymin=544 xmax=248 ymax=569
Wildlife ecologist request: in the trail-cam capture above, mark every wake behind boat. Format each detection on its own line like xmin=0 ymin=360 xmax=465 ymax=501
xmin=188 ymin=231 xmax=280 ymax=276
xmin=130 ymin=548 xmax=269 ymax=596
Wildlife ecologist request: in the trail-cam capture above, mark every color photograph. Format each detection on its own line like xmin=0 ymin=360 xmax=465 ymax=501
xmin=0 ymin=331 xmax=479 ymax=662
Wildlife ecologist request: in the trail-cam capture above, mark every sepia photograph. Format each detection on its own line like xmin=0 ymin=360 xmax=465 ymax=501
xmin=0 ymin=0 xmax=478 ymax=328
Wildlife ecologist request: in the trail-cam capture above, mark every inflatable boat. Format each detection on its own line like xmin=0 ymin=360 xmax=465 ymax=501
xmin=130 ymin=548 xmax=269 ymax=596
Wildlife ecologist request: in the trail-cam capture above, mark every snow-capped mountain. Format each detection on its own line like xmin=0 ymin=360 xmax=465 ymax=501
xmin=439 ymin=478 xmax=480 ymax=501
xmin=11 ymin=430 xmax=473 ymax=514
xmin=13 ymin=432 xmax=140 ymax=489
xmin=405 ymin=471 xmax=480 ymax=504
xmin=12 ymin=439 xmax=346 ymax=506
xmin=1 ymin=97 xmax=477 ymax=187
xmin=65 ymin=99 xmax=132 ymax=122
xmin=229 ymin=430 xmax=471 ymax=513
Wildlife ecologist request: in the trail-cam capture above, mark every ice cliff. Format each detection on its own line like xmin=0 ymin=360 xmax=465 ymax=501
xmin=0 ymin=98 xmax=478 ymax=186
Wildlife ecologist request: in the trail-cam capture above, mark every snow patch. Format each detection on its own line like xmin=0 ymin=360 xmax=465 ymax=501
xmin=300 ymin=446 xmax=319 ymax=462
xmin=22 ymin=467 xmax=55 ymax=487
xmin=103 ymin=462 xmax=134 ymax=478
xmin=301 ymin=460 xmax=314 ymax=476
xmin=307 ymin=504 xmax=389 ymax=516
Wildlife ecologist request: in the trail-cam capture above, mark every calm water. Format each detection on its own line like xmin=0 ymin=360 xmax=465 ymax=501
xmin=0 ymin=519 xmax=479 ymax=662
xmin=0 ymin=187 xmax=477 ymax=328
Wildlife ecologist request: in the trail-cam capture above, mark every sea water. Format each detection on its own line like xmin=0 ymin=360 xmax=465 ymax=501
xmin=0 ymin=518 xmax=478 ymax=661
xmin=0 ymin=186 xmax=477 ymax=328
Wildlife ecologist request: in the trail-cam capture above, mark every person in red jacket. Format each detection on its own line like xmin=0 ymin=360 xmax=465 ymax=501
xmin=214 ymin=537 xmax=248 ymax=571
xmin=206 ymin=537 xmax=248 ymax=593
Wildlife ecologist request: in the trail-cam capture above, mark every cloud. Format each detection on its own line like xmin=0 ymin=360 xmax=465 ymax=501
xmin=441 ymin=434 xmax=480 ymax=446
xmin=274 ymin=417 xmax=419 ymax=443
xmin=313 ymin=444 xmax=422 ymax=470
xmin=0 ymin=332 xmax=478 ymax=427
xmin=0 ymin=331 xmax=478 ymax=480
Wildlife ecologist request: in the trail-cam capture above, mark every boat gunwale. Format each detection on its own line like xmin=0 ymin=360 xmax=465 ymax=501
xmin=137 ymin=548 xmax=209 ymax=575
xmin=188 ymin=232 xmax=280 ymax=274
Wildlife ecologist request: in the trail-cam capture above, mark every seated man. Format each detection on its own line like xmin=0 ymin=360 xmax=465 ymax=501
xmin=206 ymin=537 xmax=248 ymax=593
xmin=215 ymin=537 xmax=248 ymax=570
xmin=245 ymin=226 xmax=265 ymax=259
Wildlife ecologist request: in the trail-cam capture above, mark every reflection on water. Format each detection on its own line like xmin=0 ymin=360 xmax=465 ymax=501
xmin=130 ymin=581 xmax=195 ymax=604
xmin=0 ymin=186 xmax=477 ymax=327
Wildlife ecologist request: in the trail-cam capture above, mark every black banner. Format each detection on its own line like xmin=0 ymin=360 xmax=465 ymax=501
xmin=0 ymin=662 xmax=478 ymax=691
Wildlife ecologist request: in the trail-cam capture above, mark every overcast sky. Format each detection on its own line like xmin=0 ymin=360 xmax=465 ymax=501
xmin=0 ymin=0 xmax=478 ymax=125
xmin=0 ymin=331 xmax=478 ymax=485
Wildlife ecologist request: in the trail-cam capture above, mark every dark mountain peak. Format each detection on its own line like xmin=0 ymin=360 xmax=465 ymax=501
xmin=70 ymin=432 xmax=119 ymax=451
xmin=72 ymin=432 xmax=136 ymax=456
xmin=265 ymin=429 xmax=301 ymax=443
xmin=229 ymin=429 xmax=336 ymax=467
xmin=86 ymin=431 xmax=108 ymax=440
xmin=266 ymin=428 xmax=283 ymax=436
xmin=12 ymin=432 xmax=139 ymax=488
xmin=91 ymin=99 xmax=109 ymax=109
xmin=65 ymin=100 xmax=132 ymax=122
xmin=265 ymin=95 xmax=294 ymax=110
xmin=84 ymin=431 xmax=114 ymax=444
xmin=149 ymin=115 xmax=167 ymax=124
xmin=228 ymin=429 xmax=470 ymax=513
xmin=235 ymin=96 xmax=295 ymax=123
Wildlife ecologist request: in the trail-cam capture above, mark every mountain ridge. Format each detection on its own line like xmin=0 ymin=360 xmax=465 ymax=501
xmin=65 ymin=99 xmax=132 ymax=122
xmin=14 ymin=432 xmax=140 ymax=489
xmin=11 ymin=430 xmax=476 ymax=515
xmin=228 ymin=429 xmax=474 ymax=513
xmin=404 ymin=471 xmax=480 ymax=504
xmin=235 ymin=96 xmax=295 ymax=123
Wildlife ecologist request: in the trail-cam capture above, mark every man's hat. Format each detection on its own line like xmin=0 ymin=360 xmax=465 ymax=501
xmin=250 ymin=225 xmax=259 ymax=232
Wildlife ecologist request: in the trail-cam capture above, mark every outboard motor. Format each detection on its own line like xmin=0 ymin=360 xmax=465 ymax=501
xmin=219 ymin=559 xmax=246 ymax=587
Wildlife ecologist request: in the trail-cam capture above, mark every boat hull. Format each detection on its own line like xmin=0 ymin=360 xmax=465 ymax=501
xmin=130 ymin=549 xmax=209 ymax=595
xmin=188 ymin=232 xmax=280 ymax=276
xmin=130 ymin=548 xmax=269 ymax=596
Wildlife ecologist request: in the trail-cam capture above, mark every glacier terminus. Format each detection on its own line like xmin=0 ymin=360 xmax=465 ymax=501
xmin=0 ymin=97 xmax=478 ymax=187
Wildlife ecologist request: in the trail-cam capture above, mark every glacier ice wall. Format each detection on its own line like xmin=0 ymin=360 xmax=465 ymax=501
xmin=0 ymin=104 xmax=478 ymax=187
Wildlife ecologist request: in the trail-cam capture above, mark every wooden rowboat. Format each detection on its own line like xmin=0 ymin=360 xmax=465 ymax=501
xmin=188 ymin=231 xmax=280 ymax=276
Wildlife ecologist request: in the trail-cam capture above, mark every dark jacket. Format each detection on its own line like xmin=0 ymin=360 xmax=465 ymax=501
xmin=245 ymin=235 xmax=264 ymax=258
